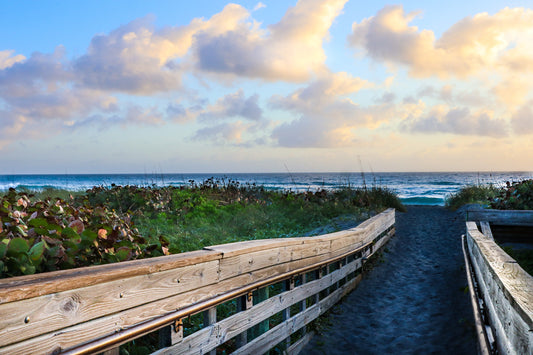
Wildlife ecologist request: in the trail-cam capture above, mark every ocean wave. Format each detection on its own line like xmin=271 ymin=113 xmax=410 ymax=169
xmin=400 ymin=197 xmax=445 ymax=206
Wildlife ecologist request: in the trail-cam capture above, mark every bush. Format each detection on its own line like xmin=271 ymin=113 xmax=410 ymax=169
xmin=490 ymin=180 xmax=533 ymax=210
xmin=445 ymin=185 xmax=498 ymax=210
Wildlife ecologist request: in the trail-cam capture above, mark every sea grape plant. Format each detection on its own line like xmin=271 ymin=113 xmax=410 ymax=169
xmin=0 ymin=188 xmax=162 ymax=278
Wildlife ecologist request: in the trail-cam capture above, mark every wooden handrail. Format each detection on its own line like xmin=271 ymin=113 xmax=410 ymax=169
xmin=0 ymin=208 xmax=395 ymax=355
xmin=64 ymin=241 xmax=375 ymax=355
xmin=464 ymin=219 xmax=533 ymax=354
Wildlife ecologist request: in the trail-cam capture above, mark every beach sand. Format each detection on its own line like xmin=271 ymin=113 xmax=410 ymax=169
xmin=304 ymin=206 xmax=477 ymax=354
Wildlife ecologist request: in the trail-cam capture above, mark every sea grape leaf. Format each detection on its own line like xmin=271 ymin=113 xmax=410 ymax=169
xmin=7 ymin=238 xmax=29 ymax=255
xmin=28 ymin=241 xmax=45 ymax=265
xmin=62 ymin=227 xmax=80 ymax=240
xmin=115 ymin=247 xmax=132 ymax=262
xmin=81 ymin=230 xmax=97 ymax=242
xmin=22 ymin=263 xmax=36 ymax=275
xmin=0 ymin=242 xmax=6 ymax=258
xmin=28 ymin=218 xmax=49 ymax=228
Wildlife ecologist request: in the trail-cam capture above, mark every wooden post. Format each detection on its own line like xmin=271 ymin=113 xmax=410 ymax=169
xmin=159 ymin=318 xmax=184 ymax=348
xmin=249 ymin=287 xmax=269 ymax=339
xmin=282 ymin=277 xmax=295 ymax=349
xmin=203 ymin=307 xmax=217 ymax=355
xmin=480 ymin=221 xmax=494 ymax=241
xmin=236 ymin=295 xmax=250 ymax=348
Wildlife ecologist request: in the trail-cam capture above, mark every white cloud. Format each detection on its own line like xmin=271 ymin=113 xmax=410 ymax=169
xmin=0 ymin=50 xmax=26 ymax=70
xmin=253 ymin=2 xmax=266 ymax=11
xmin=194 ymin=0 xmax=348 ymax=81
xmin=198 ymin=90 xmax=263 ymax=122
xmin=349 ymin=6 xmax=533 ymax=79
xmin=270 ymin=72 xmax=392 ymax=147
xmin=511 ymin=101 xmax=533 ymax=134
xmin=404 ymin=105 xmax=508 ymax=137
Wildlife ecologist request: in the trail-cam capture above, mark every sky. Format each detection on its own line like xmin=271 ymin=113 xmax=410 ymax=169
xmin=1 ymin=0 xmax=533 ymax=174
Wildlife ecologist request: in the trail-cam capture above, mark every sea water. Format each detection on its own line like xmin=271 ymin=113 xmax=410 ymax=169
xmin=0 ymin=171 xmax=531 ymax=206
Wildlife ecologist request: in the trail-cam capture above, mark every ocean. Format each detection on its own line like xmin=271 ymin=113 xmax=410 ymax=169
xmin=0 ymin=172 xmax=531 ymax=206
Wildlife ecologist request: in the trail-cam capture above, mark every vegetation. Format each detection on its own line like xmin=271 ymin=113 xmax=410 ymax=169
xmin=447 ymin=179 xmax=533 ymax=276
xmin=447 ymin=179 xmax=533 ymax=211
xmin=0 ymin=179 xmax=404 ymax=278
xmin=445 ymin=184 xmax=498 ymax=210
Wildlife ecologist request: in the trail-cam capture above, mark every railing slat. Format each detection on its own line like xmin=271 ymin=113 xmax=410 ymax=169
xmin=154 ymin=257 xmax=363 ymax=354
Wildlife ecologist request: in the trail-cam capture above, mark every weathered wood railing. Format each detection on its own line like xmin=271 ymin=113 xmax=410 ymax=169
xmin=463 ymin=209 xmax=533 ymax=355
xmin=0 ymin=209 xmax=395 ymax=354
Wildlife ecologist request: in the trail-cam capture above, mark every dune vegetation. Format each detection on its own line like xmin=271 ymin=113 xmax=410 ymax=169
xmin=447 ymin=179 xmax=533 ymax=275
xmin=0 ymin=179 xmax=404 ymax=278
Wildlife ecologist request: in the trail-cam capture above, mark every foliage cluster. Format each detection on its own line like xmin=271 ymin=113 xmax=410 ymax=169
xmin=0 ymin=188 xmax=161 ymax=278
xmin=446 ymin=179 xmax=533 ymax=211
xmin=1 ymin=179 xmax=404 ymax=278
xmin=489 ymin=180 xmax=533 ymax=210
xmin=445 ymin=184 xmax=498 ymax=210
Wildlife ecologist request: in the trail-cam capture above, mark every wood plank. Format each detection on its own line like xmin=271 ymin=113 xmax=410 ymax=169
xmin=466 ymin=225 xmax=533 ymax=354
xmin=461 ymin=235 xmax=492 ymax=355
xmin=466 ymin=209 xmax=533 ymax=226
xmin=480 ymin=221 xmax=494 ymax=241
xmin=154 ymin=257 xmax=364 ymax=355
xmin=232 ymin=273 xmax=362 ymax=354
xmin=0 ymin=252 xmax=366 ymax=354
xmin=0 ymin=249 xmax=222 ymax=303
xmin=0 ymin=260 xmax=220 ymax=347
xmin=205 ymin=209 xmax=394 ymax=258
xmin=286 ymin=331 xmax=314 ymax=355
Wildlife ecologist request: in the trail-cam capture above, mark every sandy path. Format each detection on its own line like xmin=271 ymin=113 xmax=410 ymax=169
xmin=304 ymin=206 xmax=477 ymax=354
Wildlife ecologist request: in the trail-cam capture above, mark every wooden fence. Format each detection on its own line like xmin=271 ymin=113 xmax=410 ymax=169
xmin=0 ymin=208 xmax=395 ymax=354
xmin=463 ymin=209 xmax=533 ymax=355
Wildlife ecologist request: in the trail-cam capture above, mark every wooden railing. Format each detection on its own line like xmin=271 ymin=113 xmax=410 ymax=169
xmin=463 ymin=209 xmax=533 ymax=355
xmin=0 ymin=209 xmax=395 ymax=354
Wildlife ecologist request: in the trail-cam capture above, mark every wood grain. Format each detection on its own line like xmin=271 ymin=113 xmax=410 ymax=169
xmin=466 ymin=222 xmax=533 ymax=354
xmin=466 ymin=209 xmax=533 ymax=226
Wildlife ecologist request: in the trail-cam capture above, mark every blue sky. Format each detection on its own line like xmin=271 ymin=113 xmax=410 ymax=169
xmin=1 ymin=0 xmax=533 ymax=174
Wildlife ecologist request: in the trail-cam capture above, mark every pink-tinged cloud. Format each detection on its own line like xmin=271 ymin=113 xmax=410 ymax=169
xmin=194 ymin=0 xmax=348 ymax=81
xmin=73 ymin=16 xmax=183 ymax=94
xmin=270 ymin=72 xmax=395 ymax=148
xmin=349 ymin=6 xmax=533 ymax=79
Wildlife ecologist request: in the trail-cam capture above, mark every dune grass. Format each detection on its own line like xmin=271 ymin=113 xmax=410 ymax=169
xmin=445 ymin=184 xmax=498 ymax=210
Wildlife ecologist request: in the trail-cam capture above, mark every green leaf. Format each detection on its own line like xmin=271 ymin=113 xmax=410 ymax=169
xmin=15 ymin=225 xmax=28 ymax=237
xmin=62 ymin=227 xmax=80 ymax=240
xmin=22 ymin=264 xmax=36 ymax=275
xmin=0 ymin=242 xmax=6 ymax=258
xmin=28 ymin=241 xmax=45 ymax=265
xmin=28 ymin=217 xmax=49 ymax=228
xmin=81 ymin=229 xmax=97 ymax=242
xmin=115 ymin=247 xmax=132 ymax=262
xmin=7 ymin=238 xmax=29 ymax=255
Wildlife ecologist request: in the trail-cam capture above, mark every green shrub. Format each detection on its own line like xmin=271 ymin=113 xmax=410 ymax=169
xmin=445 ymin=185 xmax=498 ymax=210
xmin=490 ymin=180 xmax=533 ymax=210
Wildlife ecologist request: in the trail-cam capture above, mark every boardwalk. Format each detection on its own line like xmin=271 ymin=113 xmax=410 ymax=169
xmin=304 ymin=206 xmax=477 ymax=354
